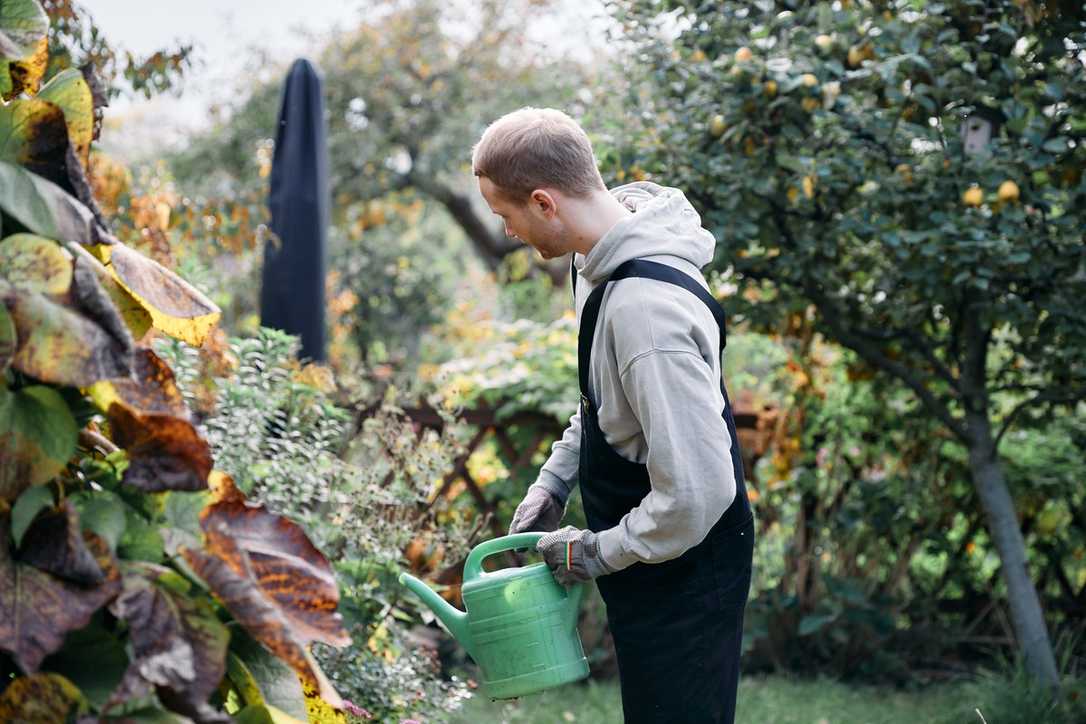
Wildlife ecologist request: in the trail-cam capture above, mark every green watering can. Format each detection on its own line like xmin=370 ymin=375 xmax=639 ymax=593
xmin=398 ymin=532 xmax=589 ymax=699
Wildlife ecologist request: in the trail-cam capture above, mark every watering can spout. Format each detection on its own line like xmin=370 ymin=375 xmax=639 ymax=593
xmin=398 ymin=573 xmax=474 ymax=658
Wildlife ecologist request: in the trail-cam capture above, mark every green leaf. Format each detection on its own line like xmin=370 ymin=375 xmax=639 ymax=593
xmin=1042 ymin=137 xmax=1069 ymax=154
xmin=71 ymin=490 xmax=128 ymax=553
xmin=10 ymin=482 xmax=52 ymax=547
xmin=228 ymin=630 xmax=309 ymax=721
xmin=40 ymin=619 xmax=128 ymax=709
xmin=0 ymin=160 xmax=103 ymax=244
xmin=117 ymin=507 xmax=165 ymax=562
xmin=0 ymin=0 xmax=48 ymax=62
xmin=0 ymin=383 xmax=77 ymax=503
xmin=798 ymin=612 xmax=839 ymax=636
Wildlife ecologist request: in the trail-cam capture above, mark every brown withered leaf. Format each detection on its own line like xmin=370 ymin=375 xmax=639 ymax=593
xmin=18 ymin=499 xmax=103 ymax=585
xmin=107 ymin=402 xmax=211 ymax=493
xmin=107 ymin=570 xmax=230 ymax=724
xmin=0 ymin=672 xmax=86 ymax=723
xmin=90 ymin=347 xmax=188 ymax=419
xmin=6 ymin=284 xmax=132 ymax=387
xmin=0 ymin=522 xmax=121 ymax=673
xmin=200 ymin=489 xmax=350 ymax=649
xmin=182 ymin=524 xmax=344 ymax=709
xmin=106 ymin=242 xmax=221 ymax=347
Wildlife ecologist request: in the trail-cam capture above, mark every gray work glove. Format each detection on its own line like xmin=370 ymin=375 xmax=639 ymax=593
xmin=536 ymin=526 xmax=615 ymax=587
xmin=508 ymin=484 xmax=566 ymax=534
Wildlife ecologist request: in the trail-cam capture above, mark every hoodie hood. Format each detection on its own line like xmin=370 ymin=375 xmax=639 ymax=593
xmin=578 ymin=181 xmax=717 ymax=284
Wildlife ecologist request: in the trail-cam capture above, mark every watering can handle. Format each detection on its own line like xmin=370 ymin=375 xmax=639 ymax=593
xmin=462 ymin=532 xmax=544 ymax=582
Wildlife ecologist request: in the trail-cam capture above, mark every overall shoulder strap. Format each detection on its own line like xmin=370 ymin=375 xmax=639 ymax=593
xmin=578 ymin=258 xmax=728 ymax=400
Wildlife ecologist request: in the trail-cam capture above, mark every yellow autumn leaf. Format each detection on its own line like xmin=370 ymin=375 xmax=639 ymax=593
xmin=92 ymin=242 xmax=220 ymax=346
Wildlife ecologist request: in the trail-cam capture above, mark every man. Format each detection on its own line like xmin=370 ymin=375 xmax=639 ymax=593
xmin=472 ymin=107 xmax=754 ymax=724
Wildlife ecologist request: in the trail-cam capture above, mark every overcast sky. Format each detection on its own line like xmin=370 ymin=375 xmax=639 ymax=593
xmin=85 ymin=0 xmax=614 ymax=158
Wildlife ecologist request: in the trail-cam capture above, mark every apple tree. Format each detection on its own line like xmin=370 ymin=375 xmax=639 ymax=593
xmin=611 ymin=0 xmax=1085 ymax=687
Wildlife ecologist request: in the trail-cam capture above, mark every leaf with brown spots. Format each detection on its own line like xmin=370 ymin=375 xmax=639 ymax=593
xmin=106 ymin=401 xmax=212 ymax=493
xmin=35 ymin=69 xmax=93 ymax=171
xmin=106 ymin=568 xmax=230 ymax=724
xmin=18 ymin=499 xmax=103 ymax=585
xmin=0 ymin=520 xmax=121 ymax=672
xmin=3 ymin=282 xmax=131 ymax=387
xmin=89 ymin=346 xmax=189 ymax=419
xmin=0 ymin=0 xmax=49 ymax=98
xmin=0 ymin=383 xmax=77 ymax=503
xmin=2 ymin=35 xmax=47 ymax=100
xmin=0 ymin=95 xmax=69 ymax=184
xmin=0 ymin=672 xmax=86 ymax=724
xmin=182 ymin=532 xmax=344 ymax=710
xmin=101 ymin=242 xmax=220 ymax=346
xmin=200 ymin=486 xmax=350 ymax=649
xmin=0 ymin=233 xmax=72 ymax=295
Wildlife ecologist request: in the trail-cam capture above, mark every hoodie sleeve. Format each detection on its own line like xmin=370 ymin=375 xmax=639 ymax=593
xmin=534 ymin=408 xmax=581 ymax=504
xmin=595 ymin=347 xmax=737 ymax=571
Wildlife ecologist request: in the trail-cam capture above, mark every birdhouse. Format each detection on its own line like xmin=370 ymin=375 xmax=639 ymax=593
xmin=961 ymin=106 xmax=1004 ymax=156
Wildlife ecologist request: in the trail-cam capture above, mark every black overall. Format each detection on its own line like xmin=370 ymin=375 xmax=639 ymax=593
xmin=575 ymin=259 xmax=754 ymax=724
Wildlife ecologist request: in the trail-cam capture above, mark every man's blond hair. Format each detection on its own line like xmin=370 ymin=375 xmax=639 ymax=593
xmin=472 ymin=107 xmax=605 ymax=203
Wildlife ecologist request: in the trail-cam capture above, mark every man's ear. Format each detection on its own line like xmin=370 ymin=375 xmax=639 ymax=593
xmin=530 ymin=189 xmax=557 ymax=217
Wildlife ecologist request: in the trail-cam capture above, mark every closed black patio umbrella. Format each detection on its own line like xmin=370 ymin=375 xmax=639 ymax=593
xmin=260 ymin=58 xmax=329 ymax=363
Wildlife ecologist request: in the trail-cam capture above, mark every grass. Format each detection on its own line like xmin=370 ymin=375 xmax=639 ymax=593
xmin=446 ymin=671 xmax=1085 ymax=724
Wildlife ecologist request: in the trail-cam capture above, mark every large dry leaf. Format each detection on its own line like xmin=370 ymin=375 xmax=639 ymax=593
xmin=182 ymin=515 xmax=345 ymax=710
xmin=0 ymin=523 xmax=121 ymax=672
xmin=89 ymin=347 xmax=189 ymax=419
xmin=0 ymin=232 xmax=73 ymax=295
xmin=4 ymin=283 xmax=131 ymax=387
xmin=103 ymin=242 xmax=220 ymax=346
xmin=0 ymin=672 xmax=86 ymax=724
xmin=18 ymin=499 xmax=104 ymax=585
xmin=107 ymin=570 xmax=230 ymax=724
xmin=0 ymin=383 xmax=77 ymax=503
xmin=200 ymin=498 xmax=350 ymax=649
xmin=107 ymin=402 xmax=212 ymax=493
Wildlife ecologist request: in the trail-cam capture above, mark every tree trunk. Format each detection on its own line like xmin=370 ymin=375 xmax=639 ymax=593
xmin=965 ymin=408 xmax=1060 ymax=689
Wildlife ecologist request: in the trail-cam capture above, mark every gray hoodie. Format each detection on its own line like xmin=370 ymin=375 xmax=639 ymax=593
xmin=533 ymin=181 xmax=738 ymax=573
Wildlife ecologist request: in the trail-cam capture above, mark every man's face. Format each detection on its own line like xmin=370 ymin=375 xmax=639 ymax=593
xmin=477 ymin=176 xmax=567 ymax=260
